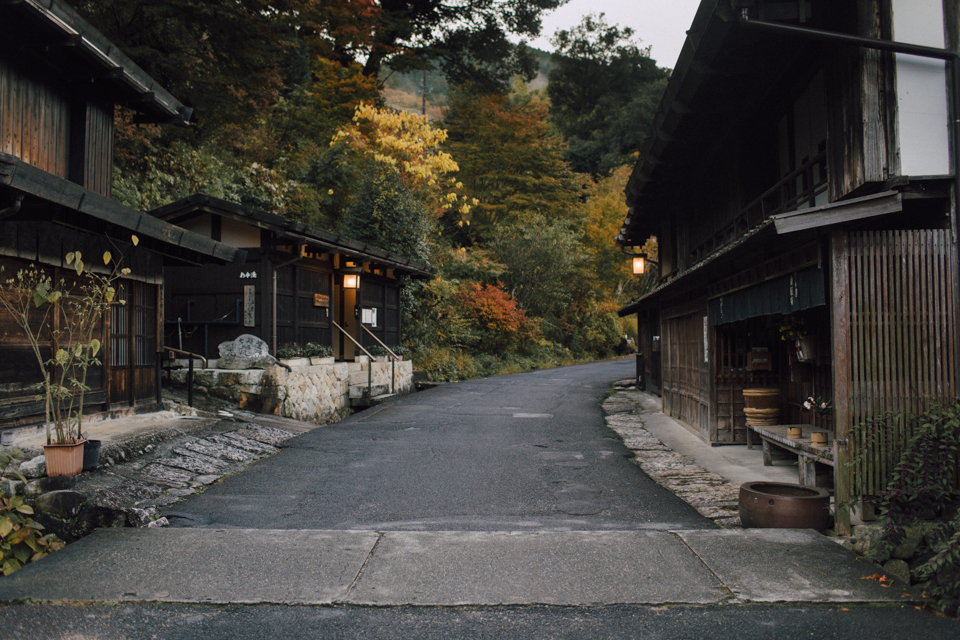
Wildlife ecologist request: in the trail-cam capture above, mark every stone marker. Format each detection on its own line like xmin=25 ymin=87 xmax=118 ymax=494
xmin=217 ymin=334 xmax=277 ymax=370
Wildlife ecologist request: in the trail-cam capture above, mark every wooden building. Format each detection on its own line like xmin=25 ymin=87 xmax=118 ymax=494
xmin=615 ymin=0 xmax=959 ymax=530
xmin=150 ymin=195 xmax=434 ymax=361
xmin=0 ymin=1 xmax=245 ymax=429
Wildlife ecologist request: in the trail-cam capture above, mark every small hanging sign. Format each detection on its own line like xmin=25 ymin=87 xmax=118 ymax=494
xmin=313 ymin=293 xmax=330 ymax=307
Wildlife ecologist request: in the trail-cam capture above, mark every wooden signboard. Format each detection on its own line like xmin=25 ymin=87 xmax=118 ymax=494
xmin=313 ymin=293 xmax=330 ymax=308
xmin=243 ymin=285 xmax=256 ymax=327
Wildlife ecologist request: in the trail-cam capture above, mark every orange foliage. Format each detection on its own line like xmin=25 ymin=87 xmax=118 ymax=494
xmin=458 ymin=282 xmax=540 ymax=350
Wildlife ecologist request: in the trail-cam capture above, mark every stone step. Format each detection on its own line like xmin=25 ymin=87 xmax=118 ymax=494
xmin=348 ymin=383 xmax=391 ymax=399
xmin=350 ymin=393 xmax=396 ymax=408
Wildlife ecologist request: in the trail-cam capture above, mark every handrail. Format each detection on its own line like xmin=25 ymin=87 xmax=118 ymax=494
xmin=163 ymin=346 xmax=207 ymax=408
xmin=359 ymin=324 xmax=400 ymax=361
xmin=331 ymin=321 xmax=375 ymax=360
xmin=164 ymin=346 xmax=207 ymax=369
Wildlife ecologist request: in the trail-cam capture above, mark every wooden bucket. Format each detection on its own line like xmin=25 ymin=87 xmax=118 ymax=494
xmin=743 ymin=389 xmax=781 ymax=426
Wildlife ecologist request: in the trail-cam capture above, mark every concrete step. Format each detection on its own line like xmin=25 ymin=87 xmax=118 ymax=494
xmin=350 ymin=393 xmax=396 ymax=408
xmin=348 ymin=383 xmax=390 ymax=399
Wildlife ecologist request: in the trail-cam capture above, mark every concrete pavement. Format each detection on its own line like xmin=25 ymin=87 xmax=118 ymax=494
xmin=0 ymin=527 xmax=912 ymax=606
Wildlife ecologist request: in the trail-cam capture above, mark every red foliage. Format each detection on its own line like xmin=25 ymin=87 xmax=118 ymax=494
xmin=458 ymin=282 xmax=540 ymax=350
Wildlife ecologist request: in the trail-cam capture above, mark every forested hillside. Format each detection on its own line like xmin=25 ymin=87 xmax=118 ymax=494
xmin=75 ymin=1 xmax=664 ymax=381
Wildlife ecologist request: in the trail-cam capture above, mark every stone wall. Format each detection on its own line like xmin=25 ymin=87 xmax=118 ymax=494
xmin=165 ymin=359 xmax=414 ymax=425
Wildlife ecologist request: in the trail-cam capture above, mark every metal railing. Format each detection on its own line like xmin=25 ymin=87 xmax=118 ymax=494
xmin=162 ymin=346 xmax=208 ymax=407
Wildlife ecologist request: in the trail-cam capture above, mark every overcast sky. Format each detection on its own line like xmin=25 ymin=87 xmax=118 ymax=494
xmin=528 ymin=0 xmax=703 ymax=69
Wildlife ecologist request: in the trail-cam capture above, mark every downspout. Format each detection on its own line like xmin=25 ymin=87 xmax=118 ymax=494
xmin=737 ymin=8 xmax=960 ymax=536
xmin=272 ymin=244 xmax=306 ymax=355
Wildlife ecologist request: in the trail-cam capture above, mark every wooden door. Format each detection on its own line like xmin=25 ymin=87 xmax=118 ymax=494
xmin=109 ymin=280 xmax=157 ymax=407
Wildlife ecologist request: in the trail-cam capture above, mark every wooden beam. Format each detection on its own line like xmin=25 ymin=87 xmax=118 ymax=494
xmin=831 ymin=230 xmax=852 ymax=535
xmin=772 ymin=191 xmax=902 ymax=234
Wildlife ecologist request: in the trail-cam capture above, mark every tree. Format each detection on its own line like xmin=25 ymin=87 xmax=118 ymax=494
xmin=357 ymin=0 xmax=565 ymax=93
xmin=442 ymin=89 xmax=585 ymax=243
xmin=547 ymin=13 xmax=667 ymax=175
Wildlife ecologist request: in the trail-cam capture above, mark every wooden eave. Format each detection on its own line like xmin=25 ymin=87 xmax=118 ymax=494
xmin=150 ymin=194 xmax=436 ymax=279
xmin=619 ymin=0 xmax=835 ymax=247
xmin=618 ymin=220 xmax=778 ymax=317
xmin=0 ymin=0 xmax=190 ymax=124
xmin=0 ymin=153 xmax=245 ymax=265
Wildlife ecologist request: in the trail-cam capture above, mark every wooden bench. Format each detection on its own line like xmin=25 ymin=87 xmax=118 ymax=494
xmin=747 ymin=425 xmax=834 ymax=489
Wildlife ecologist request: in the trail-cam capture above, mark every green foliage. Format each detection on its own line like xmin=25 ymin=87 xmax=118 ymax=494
xmin=0 ymin=454 xmax=64 ymax=576
xmin=491 ymin=216 xmax=585 ymax=321
xmin=303 ymin=343 xmax=333 ymax=358
xmin=276 ymin=343 xmax=302 ymax=359
xmin=358 ymin=0 xmax=564 ymax=93
xmin=547 ymin=13 xmax=668 ymax=175
xmin=848 ymin=402 xmax=960 ymax=617
xmin=339 ymin=163 xmax=433 ymax=265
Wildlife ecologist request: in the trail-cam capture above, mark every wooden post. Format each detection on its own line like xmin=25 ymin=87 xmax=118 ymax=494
xmin=831 ymin=230 xmax=853 ymax=535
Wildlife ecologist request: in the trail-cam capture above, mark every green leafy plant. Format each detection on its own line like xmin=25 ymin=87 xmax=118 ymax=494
xmin=0 ymin=245 xmax=132 ymax=445
xmin=0 ymin=454 xmax=64 ymax=575
xmin=847 ymin=402 xmax=960 ymax=617
xmin=303 ymin=342 xmax=333 ymax=358
xmin=276 ymin=343 xmax=302 ymax=359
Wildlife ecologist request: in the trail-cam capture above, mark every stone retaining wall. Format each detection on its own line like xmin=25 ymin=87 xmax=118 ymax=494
xmin=165 ymin=360 xmax=413 ymax=425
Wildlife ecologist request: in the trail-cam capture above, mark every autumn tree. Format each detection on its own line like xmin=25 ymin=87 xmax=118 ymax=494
xmin=441 ymin=88 xmax=585 ymax=243
xmin=548 ymin=13 xmax=667 ymax=175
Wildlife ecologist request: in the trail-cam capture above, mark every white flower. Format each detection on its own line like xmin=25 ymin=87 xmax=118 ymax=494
xmin=803 ymin=401 xmax=813 ymax=410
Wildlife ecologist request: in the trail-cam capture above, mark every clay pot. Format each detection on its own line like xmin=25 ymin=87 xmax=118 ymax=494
xmin=739 ymin=481 xmax=832 ymax=531
xmin=43 ymin=439 xmax=86 ymax=477
xmin=787 ymin=426 xmax=802 ymax=439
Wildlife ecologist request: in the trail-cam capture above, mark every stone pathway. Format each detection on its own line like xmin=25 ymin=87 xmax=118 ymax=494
xmin=8 ymin=417 xmax=300 ymax=541
xmin=602 ymin=383 xmax=742 ymax=528
xmin=77 ymin=420 xmax=296 ymax=514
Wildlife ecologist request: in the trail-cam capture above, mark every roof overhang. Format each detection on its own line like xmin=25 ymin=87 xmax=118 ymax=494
xmin=151 ymin=194 xmax=436 ymax=279
xmin=772 ymin=191 xmax=902 ymax=234
xmin=617 ymin=0 xmax=836 ymax=248
xmin=0 ymin=0 xmax=190 ymax=124
xmin=0 ymin=153 xmax=245 ymax=265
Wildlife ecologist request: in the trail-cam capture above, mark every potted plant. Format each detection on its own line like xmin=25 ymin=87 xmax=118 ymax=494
xmin=276 ymin=343 xmax=308 ymax=366
xmin=779 ymin=315 xmax=816 ymax=362
xmin=303 ymin=342 xmax=335 ymax=365
xmin=0 ymin=247 xmax=130 ymax=476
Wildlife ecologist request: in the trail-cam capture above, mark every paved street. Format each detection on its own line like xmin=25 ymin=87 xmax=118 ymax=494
xmin=164 ymin=359 xmax=709 ymax=531
xmin=0 ymin=359 xmax=955 ymax=637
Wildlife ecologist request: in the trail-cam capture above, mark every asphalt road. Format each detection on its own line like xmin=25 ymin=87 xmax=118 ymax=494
xmin=164 ymin=358 xmax=712 ymax=531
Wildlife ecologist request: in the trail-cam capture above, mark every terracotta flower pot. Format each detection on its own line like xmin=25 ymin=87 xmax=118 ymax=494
xmin=43 ymin=439 xmax=87 ymax=477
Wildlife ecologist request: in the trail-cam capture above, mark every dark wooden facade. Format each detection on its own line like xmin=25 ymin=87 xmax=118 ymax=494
xmin=0 ymin=3 xmax=243 ymax=429
xmin=152 ymin=195 xmax=433 ymax=361
xmin=616 ymin=0 xmax=959 ymax=530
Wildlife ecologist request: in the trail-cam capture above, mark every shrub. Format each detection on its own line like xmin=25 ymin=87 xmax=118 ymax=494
xmin=276 ymin=343 xmax=302 ymax=359
xmin=303 ymin=342 xmax=333 ymax=358
xmin=848 ymin=402 xmax=960 ymax=617
xmin=1 ymin=455 xmax=64 ymax=575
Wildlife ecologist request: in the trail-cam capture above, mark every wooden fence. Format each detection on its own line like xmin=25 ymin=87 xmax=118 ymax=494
xmin=844 ymin=229 xmax=958 ymax=495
